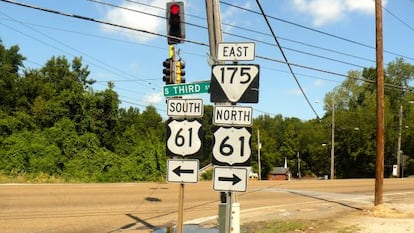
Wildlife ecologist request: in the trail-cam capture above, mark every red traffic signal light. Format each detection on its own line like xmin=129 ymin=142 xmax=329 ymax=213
xmin=170 ymin=4 xmax=180 ymax=15
xmin=166 ymin=2 xmax=185 ymax=45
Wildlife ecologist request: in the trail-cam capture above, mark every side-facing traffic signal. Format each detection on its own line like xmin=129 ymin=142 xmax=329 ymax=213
xmin=163 ymin=58 xmax=174 ymax=84
xmin=175 ymin=60 xmax=185 ymax=84
xmin=166 ymin=2 xmax=185 ymax=45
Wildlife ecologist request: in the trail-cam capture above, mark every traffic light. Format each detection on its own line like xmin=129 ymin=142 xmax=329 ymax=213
xmin=163 ymin=58 xmax=173 ymax=84
xmin=175 ymin=60 xmax=185 ymax=84
xmin=166 ymin=2 xmax=185 ymax=45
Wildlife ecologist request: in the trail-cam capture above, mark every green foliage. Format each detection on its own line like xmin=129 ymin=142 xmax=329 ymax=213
xmin=253 ymin=58 xmax=414 ymax=179
xmin=200 ymin=169 xmax=213 ymax=181
xmin=1 ymin=40 xmax=414 ymax=182
xmin=0 ymin=41 xmax=166 ymax=182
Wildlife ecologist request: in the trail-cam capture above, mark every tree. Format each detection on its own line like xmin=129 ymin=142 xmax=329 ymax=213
xmin=0 ymin=41 xmax=25 ymax=113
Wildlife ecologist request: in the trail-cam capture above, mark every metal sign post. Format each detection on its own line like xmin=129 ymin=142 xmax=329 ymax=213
xmin=210 ymin=41 xmax=258 ymax=233
xmin=225 ymin=192 xmax=232 ymax=233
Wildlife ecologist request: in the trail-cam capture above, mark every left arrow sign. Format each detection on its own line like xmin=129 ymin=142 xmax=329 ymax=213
xmin=167 ymin=159 xmax=199 ymax=183
xmin=173 ymin=166 xmax=194 ymax=177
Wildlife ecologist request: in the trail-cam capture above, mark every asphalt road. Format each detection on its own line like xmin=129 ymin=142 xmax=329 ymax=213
xmin=1 ymin=178 xmax=413 ymax=233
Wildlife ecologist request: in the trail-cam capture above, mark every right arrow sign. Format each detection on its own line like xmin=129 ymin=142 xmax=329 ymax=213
xmin=213 ymin=167 xmax=248 ymax=192
xmin=218 ymin=173 xmax=242 ymax=185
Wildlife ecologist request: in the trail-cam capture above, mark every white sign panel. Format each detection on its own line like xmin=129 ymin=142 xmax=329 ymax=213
xmin=167 ymin=98 xmax=203 ymax=118
xmin=212 ymin=64 xmax=259 ymax=103
xmin=212 ymin=127 xmax=251 ymax=166
xmin=167 ymin=159 xmax=199 ymax=183
xmin=217 ymin=42 xmax=255 ymax=61
xmin=213 ymin=106 xmax=253 ymax=126
xmin=213 ymin=166 xmax=248 ymax=192
xmin=167 ymin=119 xmax=202 ymax=157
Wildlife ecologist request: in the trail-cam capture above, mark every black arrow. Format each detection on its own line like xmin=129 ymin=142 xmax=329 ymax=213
xmin=218 ymin=174 xmax=242 ymax=185
xmin=173 ymin=166 xmax=194 ymax=177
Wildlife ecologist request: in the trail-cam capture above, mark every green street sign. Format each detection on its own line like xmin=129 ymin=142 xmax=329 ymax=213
xmin=164 ymin=81 xmax=210 ymax=97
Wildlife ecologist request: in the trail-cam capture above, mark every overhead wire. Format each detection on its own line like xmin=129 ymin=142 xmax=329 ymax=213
xmin=1 ymin=0 xmax=412 ymax=118
xmin=92 ymin=0 xmax=372 ymax=69
xmin=0 ymin=13 xmax=346 ymax=88
xmin=0 ymin=10 xmax=156 ymax=91
xmin=103 ymin=0 xmax=414 ymax=85
xmin=123 ymin=0 xmax=375 ymax=64
xmin=255 ymin=0 xmax=320 ymax=119
xmin=222 ymin=24 xmax=375 ymax=63
xmin=1 ymin=0 xmax=377 ymax=80
xmin=0 ymin=4 xmax=166 ymax=114
xmin=382 ymin=3 xmax=414 ymax=32
xmin=257 ymin=55 xmax=412 ymax=92
xmin=0 ymin=0 xmax=208 ymax=46
xmin=2 ymin=0 xmax=410 ymax=92
xmin=220 ymin=0 xmax=414 ymax=62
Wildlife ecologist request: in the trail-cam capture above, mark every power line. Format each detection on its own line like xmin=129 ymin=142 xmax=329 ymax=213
xmin=99 ymin=0 xmax=374 ymax=68
xmin=0 ymin=0 xmax=208 ymax=47
xmin=222 ymin=30 xmax=368 ymax=69
xmin=3 ymin=0 xmax=408 ymax=91
xmin=382 ymin=4 xmax=414 ymax=32
xmin=0 ymin=11 xmax=156 ymax=91
xmin=220 ymin=0 xmax=414 ymax=62
xmin=255 ymin=0 xmax=320 ymax=119
xmin=256 ymin=55 xmax=412 ymax=92
xmin=123 ymin=0 xmax=375 ymax=64
xmin=83 ymin=0 xmax=374 ymax=73
xmin=0 ymin=12 xmax=345 ymax=87
xmin=2 ymin=0 xmax=411 ymax=107
xmin=87 ymin=0 xmax=208 ymax=36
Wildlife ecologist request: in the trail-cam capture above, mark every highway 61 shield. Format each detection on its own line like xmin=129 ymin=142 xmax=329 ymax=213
xmin=167 ymin=119 xmax=202 ymax=157
xmin=212 ymin=126 xmax=252 ymax=166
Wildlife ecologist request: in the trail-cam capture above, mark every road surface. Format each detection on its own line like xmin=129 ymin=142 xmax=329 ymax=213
xmin=1 ymin=178 xmax=413 ymax=233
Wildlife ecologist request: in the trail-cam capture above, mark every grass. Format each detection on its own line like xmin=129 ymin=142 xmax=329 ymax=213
xmin=337 ymin=225 xmax=361 ymax=233
xmin=257 ymin=221 xmax=308 ymax=233
xmin=0 ymin=172 xmax=66 ymax=183
xmin=241 ymin=219 xmax=361 ymax=233
xmin=242 ymin=220 xmax=314 ymax=233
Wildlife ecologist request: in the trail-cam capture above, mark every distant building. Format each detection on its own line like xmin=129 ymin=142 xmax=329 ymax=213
xmin=267 ymin=167 xmax=291 ymax=180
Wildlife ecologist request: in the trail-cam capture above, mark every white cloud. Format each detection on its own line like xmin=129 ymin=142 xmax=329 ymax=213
xmin=345 ymin=0 xmax=383 ymax=14
xmin=293 ymin=0 xmax=345 ymax=27
xmin=101 ymin=0 xmax=166 ymax=42
xmin=291 ymin=0 xmax=386 ymax=27
xmin=289 ymin=88 xmax=305 ymax=95
xmin=221 ymin=1 xmax=253 ymax=32
xmin=313 ymin=79 xmax=326 ymax=87
xmin=144 ymin=92 xmax=164 ymax=105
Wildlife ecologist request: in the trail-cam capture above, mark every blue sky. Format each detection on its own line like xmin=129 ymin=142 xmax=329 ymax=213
xmin=1 ymin=0 xmax=413 ymax=120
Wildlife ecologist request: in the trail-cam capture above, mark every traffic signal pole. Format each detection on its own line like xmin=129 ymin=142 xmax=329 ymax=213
xmin=165 ymin=3 xmax=187 ymax=233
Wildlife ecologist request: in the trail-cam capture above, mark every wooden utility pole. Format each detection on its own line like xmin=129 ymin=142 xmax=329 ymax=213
xmin=257 ymin=129 xmax=262 ymax=180
xmin=330 ymin=101 xmax=335 ymax=179
xmin=375 ymin=0 xmax=385 ymax=206
xmin=396 ymin=104 xmax=403 ymax=177
xmin=205 ymin=0 xmax=222 ymax=60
